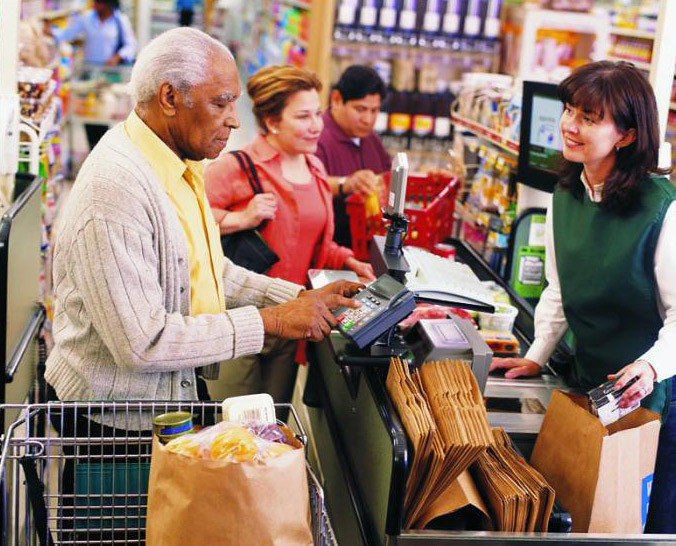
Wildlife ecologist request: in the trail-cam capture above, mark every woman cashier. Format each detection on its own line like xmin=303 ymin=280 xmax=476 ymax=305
xmin=490 ymin=61 xmax=675 ymax=533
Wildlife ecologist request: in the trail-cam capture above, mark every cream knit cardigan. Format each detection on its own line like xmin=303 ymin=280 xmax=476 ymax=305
xmin=45 ymin=124 xmax=302 ymax=403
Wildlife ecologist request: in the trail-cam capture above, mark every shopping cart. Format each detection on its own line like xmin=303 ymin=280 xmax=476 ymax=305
xmin=0 ymin=401 xmax=337 ymax=546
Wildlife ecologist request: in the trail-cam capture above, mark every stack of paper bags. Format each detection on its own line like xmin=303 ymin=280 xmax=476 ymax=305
xmin=471 ymin=428 xmax=555 ymax=532
xmin=386 ymin=357 xmax=493 ymax=528
xmin=386 ymin=358 xmax=555 ymax=532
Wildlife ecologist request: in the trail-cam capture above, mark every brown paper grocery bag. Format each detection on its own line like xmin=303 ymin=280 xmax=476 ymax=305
xmin=416 ymin=470 xmax=493 ymax=530
xmin=530 ymin=391 xmax=660 ymax=533
xmin=146 ymin=437 xmax=313 ymax=546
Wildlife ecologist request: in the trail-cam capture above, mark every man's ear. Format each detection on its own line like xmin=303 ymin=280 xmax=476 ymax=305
xmin=616 ymin=128 xmax=637 ymax=150
xmin=329 ymin=89 xmax=343 ymax=110
xmin=158 ymin=82 xmax=179 ymax=117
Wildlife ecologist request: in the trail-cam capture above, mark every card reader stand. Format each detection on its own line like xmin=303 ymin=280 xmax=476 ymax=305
xmin=336 ymin=327 xmax=411 ymax=368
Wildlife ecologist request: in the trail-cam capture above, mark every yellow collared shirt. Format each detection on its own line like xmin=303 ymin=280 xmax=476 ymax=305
xmin=124 ymin=110 xmax=225 ymax=315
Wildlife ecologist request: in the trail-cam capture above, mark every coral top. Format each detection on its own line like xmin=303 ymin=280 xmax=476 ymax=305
xmin=205 ymin=135 xmax=354 ymax=286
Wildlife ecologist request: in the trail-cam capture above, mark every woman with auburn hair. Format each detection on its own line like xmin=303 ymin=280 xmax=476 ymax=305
xmin=205 ymin=65 xmax=374 ymax=404
xmin=490 ymin=61 xmax=675 ymax=532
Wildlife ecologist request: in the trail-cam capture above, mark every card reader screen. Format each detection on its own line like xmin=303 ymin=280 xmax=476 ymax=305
xmin=369 ymin=275 xmax=405 ymax=299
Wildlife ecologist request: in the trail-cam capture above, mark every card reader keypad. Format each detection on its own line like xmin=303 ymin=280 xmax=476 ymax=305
xmin=336 ymin=292 xmax=383 ymax=332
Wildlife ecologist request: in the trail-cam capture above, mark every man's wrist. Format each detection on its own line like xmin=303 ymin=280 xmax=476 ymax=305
xmin=338 ymin=176 xmax=347 ymax=197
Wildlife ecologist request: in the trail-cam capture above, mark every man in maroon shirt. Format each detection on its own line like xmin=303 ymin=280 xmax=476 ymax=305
xmin=316 ymin=65 xmax=391 ymax=248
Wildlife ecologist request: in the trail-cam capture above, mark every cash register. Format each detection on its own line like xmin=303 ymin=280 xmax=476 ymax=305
xmin=331 ymin=152 xmax=495 ymax=393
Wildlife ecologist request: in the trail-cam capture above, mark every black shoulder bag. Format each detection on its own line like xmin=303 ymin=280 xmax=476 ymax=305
xmin=220 ymin=151 xmax=280 ymax=274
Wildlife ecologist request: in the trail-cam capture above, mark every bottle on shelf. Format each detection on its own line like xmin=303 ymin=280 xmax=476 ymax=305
xmin=418 ymin=0 xmax=443 ymax=48
xmin=410 ymin=92 xmax=435 ymax=159
xmin=464 ymin=0 xmax=483 ymax=38
xmin=442 ymin=0 xmax=463 ymax=49
xmin=387 ymin=90 xmax=413 ymax=152
xmin=378 ymin=0 xmax=399 ymax=44
xmin=334 ymin=0 xmax=359 ymax=41
xmin=356 ymin=0 xmax=379 ymax=42
xmin=433 ymin=83 xmax=454 ymax=152
xmin=393 ymin=0 xmax=418 ymax=47
xmin=483 ymin=0 xmax=501 ymax=40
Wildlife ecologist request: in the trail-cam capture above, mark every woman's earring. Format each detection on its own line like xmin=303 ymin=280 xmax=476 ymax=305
xmin=615 ymin=145 xmax=620 ymax=152
xmin=271 ymin=128 xmax=278 ymax=135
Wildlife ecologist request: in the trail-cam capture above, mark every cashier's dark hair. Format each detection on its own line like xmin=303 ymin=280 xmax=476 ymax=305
xmin=334 ymin=65 xmax=387 ymax=102
xmin=557 ymin=60 xmax=671 ymax=214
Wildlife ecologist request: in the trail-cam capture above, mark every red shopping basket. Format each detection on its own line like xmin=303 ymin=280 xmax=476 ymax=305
xmin=345 ymin=172 xmax=459 ymax=261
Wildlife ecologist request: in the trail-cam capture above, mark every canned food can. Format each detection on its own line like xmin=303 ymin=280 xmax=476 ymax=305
xmin=153 ymin=411 xmax=194 ymax=443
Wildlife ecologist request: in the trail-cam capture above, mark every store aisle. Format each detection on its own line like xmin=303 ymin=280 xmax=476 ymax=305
xmin=223 ymin=81 xmax=258 ymax=153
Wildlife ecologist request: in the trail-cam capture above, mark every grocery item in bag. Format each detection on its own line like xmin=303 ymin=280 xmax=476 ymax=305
xmin=530 ymin=390 xmax=660 ymax=533
xmin=146 ymin=421 xmax=312 ymax=546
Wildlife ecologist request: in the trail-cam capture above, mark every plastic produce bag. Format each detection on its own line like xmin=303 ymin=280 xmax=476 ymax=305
xmin=146 ymin=421 xmax=312 ymax=546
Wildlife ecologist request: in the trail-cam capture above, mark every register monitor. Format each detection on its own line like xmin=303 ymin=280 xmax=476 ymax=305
xmin=517 ymin=81 xmax=564 ymax=193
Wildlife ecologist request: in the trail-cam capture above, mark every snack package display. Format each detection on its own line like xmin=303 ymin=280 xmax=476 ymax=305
xmin=164 ymin=420 xmax=297 ymax=462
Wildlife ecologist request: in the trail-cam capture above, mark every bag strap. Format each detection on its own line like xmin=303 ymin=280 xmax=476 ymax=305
xmin=229 ymin=150 xmax=263 ymax=194
xmin=229 ymin=150 xmax=270 ymax=230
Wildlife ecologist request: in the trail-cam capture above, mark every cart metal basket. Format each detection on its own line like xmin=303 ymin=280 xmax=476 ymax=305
xmin=0 ymin=401 xmax=337 ymax=546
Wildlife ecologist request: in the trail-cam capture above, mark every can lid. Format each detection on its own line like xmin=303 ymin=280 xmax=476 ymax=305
xmin=153 ymin=411 xmax=193 ymax=426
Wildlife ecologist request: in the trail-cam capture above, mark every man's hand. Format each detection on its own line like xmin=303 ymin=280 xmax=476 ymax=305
xmin=105 ymin=54 xmax=123 ymax=66
xmin=259 ymin=290 xmax=360 ymax=341
xmin=344 ymin=257 xmax=376 ymax=281
xmin=243 ymin=193 xmax=276 ymax=229
xmin=609 ymin=360 xmax=657 ymax=409
xmin=344 ymin=170 xmax=379 ymax=196
xmin=489 ymin=357 xmax=542 ymax=379
xmin=301 ymin=280 xmax=364 ymax=300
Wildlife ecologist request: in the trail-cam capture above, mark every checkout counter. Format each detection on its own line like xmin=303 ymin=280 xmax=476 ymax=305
xmin=307 ymin=238 xmax=579 ymax=546
xmin=304 ymin=153 xmax=675 ymax=545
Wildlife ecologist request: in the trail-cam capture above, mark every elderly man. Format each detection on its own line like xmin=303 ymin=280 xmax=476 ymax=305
xmin=45 ymin=27 xmax=359 ymax=406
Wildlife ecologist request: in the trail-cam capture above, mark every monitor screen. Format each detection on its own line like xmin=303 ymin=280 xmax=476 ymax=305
xmin=518 ymin=81 xmax=564 ymax=193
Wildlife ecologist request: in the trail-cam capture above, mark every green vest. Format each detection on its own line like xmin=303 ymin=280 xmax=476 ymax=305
xmin=552 ymin=176 xmax=675 ymax=420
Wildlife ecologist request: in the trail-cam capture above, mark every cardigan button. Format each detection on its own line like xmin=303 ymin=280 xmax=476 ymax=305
xmin=180 ymin=286 xmax=185 ymax=294
xmin=180 ymin=379 xmax=192 ymax=388
xmin=178 ymin=257 xmax=184 ymax=264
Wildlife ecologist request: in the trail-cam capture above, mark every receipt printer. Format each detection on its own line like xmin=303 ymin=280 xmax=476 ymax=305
xmin=405 ymin=316 xmax=493 ymax=393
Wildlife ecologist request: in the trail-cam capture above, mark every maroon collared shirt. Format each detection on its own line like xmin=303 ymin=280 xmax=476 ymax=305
xmin=316 ymin=110 xmax=391 ymax=247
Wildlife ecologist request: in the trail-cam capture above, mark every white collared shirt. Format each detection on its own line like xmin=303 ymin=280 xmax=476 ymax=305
xmin=525 ymin=174 xmax=676 ymax=382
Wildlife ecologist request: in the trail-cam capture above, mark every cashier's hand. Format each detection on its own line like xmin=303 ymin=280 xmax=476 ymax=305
xmin=489 ymin=357 xmax=542 ymax=379
xmin=608 ymin=360 xmax=657 ymax=409
xmin=260 ymin=289 xmax=360 ymax=341
xmin=344 ymin=170 xmax=380 ymax=196
xmin=344 ymin=257 xmax=376 ymax=281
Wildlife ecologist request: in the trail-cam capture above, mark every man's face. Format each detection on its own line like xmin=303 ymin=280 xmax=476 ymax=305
xmin=171 ymin=52 xmax=241 ymax=161
xmin=93 ymin=0 xmax=114 ymax=18
xmin=331 ymin=92 xmax=381 ymax=139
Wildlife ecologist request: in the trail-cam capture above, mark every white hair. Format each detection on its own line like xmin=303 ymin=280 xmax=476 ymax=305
xmin=129 ymin=27 xmax=234 ymax=110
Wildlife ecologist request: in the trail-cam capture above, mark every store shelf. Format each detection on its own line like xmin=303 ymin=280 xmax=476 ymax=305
xmin=450 ymin=114 xmax=519 ymax=156
xmin=609 ymin=26 xmax=654 ymax=40
xmin=280 ymin=0 xmax=311 ymax=10
xmin=607 ymin=54 xmax=652 ymax=71
xmin=291 ymin=36 xmax=308 ymax=48
xmin=69 ymin=115 xmax=120 ymax=126
xmin=20 ymin=100 xmax=58 ymax=145
xmin=37 ymin=7 xmax=82 ymax=20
